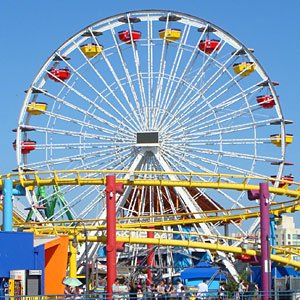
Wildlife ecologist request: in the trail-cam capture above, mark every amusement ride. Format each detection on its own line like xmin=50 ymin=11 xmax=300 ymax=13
xmin=1 ymin=9 xmax=299 ymax=295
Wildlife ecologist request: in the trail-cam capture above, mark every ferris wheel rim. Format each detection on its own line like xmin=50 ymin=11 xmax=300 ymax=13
xmin=15 ymin=10 xmax=288 ymax=235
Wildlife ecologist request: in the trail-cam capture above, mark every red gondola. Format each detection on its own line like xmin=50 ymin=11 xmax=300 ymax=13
xmin=236 ymin=254 xmax=252 ymax=262
xmin=48 ymin=68 xmax=71 ymax=82
xmin=256 ymin=95 xmax=276 ymax=109
xmin=13 ymin=140 xmax=36 ymax=154
xmin=199 ymin=39 xmax=220 ymax=54
xmin=118 ymin=30 xmax=141 ymax=44
xmin=271 ymin=175 xmax=294 ymax=188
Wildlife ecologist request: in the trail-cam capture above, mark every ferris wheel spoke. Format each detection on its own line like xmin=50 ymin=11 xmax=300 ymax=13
xmin=163 ymin=147 xmax=243 ymax=184
xmin=184 ymin=118 xmax=277 ymax=139
xmin=166 ymin=115 xmax=277 ymax=143
xmin=186 ymin=81 xmax=260 ymax=123
xmin=167 ymin=146 xmax=269 ymax=176
xmin=100 ymin=49 xmax=143 ymax=130
xmin=41 ymin=86 xmax=136 ymax=134
xmin=175 ymin=70 xmax=244 ymax=127
xmin=29 ymin=125 xmax=130 ymax=142
xmin=163 ymin=147 xmax=219 ymax=177
xmin=146 ymin=17 xmax=154 ymax=128
xmin=109 ymin=26 xmax=146 ymax=126
xmin=162 ymin=149 xmax=261 ymax=210
xmin=165 ymin=42 xmax=239 ymax=120
xmin=22 ymin=146 xmax=125 ymax=169
xmin=154 ymin=23 xmax=190 ymax=128
xmin=127 ymin=22 xmax=148 ymax=121
xmin=38 ymin=109 xmax=126 ymax=136
xmin=36 ymin=141 xmax=123 ymax=150
xmin=55 ymin=185 xmax=100 ymax=220
xmin=156 ymin=26 xmax=207 ymax=129
xmin=34 ymin=145 xmax=133 ymax=172
xmin=217 ymin=188 xmax=246 ymax=209
xmin=163 ymin=45 xmax=216 ymax=116
xmin=55 ymin=53 xmax=141 ymax=130
xmin=78 ymin=191 xmax=105 ymax=219
xmin=167 ymin=135 xmax=268 ymax=145
xmin=151 ymin=17 xmax=172 ymax=126
xmin=195 ymin=64 xmax=242 ymax=106
xmin=167 ymin=99 xmax=268 ymax=137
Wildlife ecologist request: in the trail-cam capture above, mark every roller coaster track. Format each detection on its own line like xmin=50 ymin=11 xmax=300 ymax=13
xmin=2 ymin=170 xmax=300 ymax=269
xmin=18 ymin=227 xmax=300 ymax=270
xmin=2 ymin=169 xmax=300 ymax=224
xmin=15 ymin=194 xmax=300 ymax=230
xmin=0 ymin=169 xmax=299 ymax=196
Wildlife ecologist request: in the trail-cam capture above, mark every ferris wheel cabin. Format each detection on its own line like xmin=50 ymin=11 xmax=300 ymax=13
xmin=118 ymin=30 xmax=141 ymax=43
xmin=198 ymin=39 xmax=221 ymax=54
xmin=256 ymin=95 xmax=276 ymax=109
xmin=48 ymin=68 xmax=71 ymax=82
xmin=12 ymin=140 xmax=36 ymax=154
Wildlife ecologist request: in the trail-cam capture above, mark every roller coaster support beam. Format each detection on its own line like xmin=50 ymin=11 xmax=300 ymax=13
xmin=248 ymin=182 xmax=270 ymax=300
xmin=69 ymin=240 xmax=77 ymax=278
xmin=2 ymin=179 xmax=25 ymax=231
xmin=260 ymin=182 xmax=271 ymax=300
xmin=106 ymin=175 xmax=124 ymax=299
xmin=147 ymin=228 xmax=155 ymax=285
xmin=270 ymin=215 xmax=277 ymax=255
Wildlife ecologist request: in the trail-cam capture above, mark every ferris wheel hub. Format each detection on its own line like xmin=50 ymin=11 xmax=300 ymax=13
xmin=136 ymin=131 xmax=159 ymax=147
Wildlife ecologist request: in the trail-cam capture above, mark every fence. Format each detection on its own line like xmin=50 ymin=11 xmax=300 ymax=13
xmin=2 ymin=290 xmax=300 ymax=300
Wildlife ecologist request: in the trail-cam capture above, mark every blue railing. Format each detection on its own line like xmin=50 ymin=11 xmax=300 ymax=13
xmin=1 ymin=290 xmax=300 ymax=300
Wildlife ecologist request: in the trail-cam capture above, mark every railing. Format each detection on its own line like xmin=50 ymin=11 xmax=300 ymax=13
xmin=1 ymin=290 xmax=300 ymax=300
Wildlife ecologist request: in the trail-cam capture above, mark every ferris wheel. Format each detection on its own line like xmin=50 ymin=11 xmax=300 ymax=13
xmin=15 ymin=10 xmax=291 ymax=278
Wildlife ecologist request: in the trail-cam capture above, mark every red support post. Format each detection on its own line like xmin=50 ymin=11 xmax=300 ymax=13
xmin=147 ymin=228 xmax=155 ymax=286
xmin=106 ymin=175 xmax=117 ymax=299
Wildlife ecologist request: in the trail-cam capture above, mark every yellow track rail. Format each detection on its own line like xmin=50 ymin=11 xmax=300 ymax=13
xmin=0 ymin=169 xmax=299 ymax=199
xmin=15 ymin=194 xmax=300 ymax=229
xmin=2 ymin=170 xmax=300 ymax=269
xmin=2 ymin=169 xmax=299 ymax=227
xmin=14 ymin=193 xmax=300 ymax=228
xmin=60 ymin=233 xmax=300 ymax=270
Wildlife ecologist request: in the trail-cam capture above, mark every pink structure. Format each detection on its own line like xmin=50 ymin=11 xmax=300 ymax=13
xmin=105 ymin=175 xmax=124 ymax=299
xmin=147 ymin=228 xmax=155 ymax=285
xmin=248 ymin=182 xmax=271 ymax=300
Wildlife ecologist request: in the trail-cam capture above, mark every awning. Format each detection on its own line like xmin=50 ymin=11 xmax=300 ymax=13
xmin=181 ymin=267 xmax=226 ymax=280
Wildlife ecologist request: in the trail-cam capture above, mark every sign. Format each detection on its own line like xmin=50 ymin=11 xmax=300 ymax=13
xmin=28 ymin=270 xmax=42 ymax=276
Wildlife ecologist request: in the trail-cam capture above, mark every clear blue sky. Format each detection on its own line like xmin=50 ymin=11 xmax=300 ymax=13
xmin=1 ymin=1 xmax=299 ymax=199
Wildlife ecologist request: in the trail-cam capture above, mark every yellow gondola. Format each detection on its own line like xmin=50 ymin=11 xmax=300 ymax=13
xmin=80 ymin=43 xmax=103 ymax=58
xmin=233 ymin=62 xmax=255 ymax=77
xmin=270 ymin=134 xmax=293 ymax=147
xmin=27 ymin=102 xmax=48 ymax=115
xmin=159 ymin=29 xmax=181 ymax=42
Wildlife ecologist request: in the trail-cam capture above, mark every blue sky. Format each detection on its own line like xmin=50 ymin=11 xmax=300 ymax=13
xmin=1 ymin=1 xmax=299 ymax=203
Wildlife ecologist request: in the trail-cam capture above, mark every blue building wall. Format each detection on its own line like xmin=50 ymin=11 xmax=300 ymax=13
xmin=0 ymin=232 xmax=45 ymax=294
xmin=0 ymin=232 xmax=35 ymax=277
xmin=34 ymin=244 xmax=45 ymax=293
